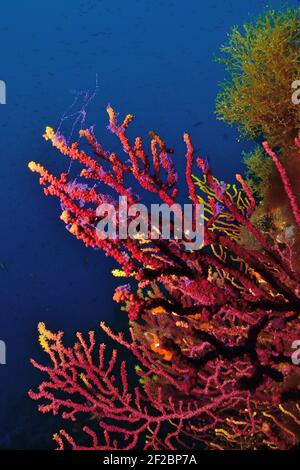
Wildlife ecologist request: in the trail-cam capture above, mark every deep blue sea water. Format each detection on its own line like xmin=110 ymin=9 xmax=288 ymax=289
xmin=0 ymin=0 xmax=298 ymax=449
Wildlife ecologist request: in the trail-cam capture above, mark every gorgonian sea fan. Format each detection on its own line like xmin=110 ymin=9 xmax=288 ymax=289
xmin=28 ymin=107 xmax=300 ymax=449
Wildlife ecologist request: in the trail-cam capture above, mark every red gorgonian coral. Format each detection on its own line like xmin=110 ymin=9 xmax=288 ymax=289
xmin=28 ymin=107 xmax=300 ymax=449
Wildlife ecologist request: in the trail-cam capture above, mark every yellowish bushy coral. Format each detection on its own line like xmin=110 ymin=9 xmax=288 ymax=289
xmin=242 ymin=146 xmax=274 ymax=200
xmin=216 ymin=8 xmax=300 ymax=149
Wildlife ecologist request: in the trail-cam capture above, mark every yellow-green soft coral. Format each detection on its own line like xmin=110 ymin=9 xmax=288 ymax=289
xmin=242 ymin=146 xmax=274 ymax=200
xmin=216 ymin=8 xmax=300 ymax=149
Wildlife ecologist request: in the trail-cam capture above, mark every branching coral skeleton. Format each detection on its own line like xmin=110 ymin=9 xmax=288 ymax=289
xmin=28 ymin=107 xmax=300 ymax=449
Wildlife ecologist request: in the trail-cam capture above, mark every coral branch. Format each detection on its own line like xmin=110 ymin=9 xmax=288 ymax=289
xmin=263 ymin=141 xmax=300 ymax=228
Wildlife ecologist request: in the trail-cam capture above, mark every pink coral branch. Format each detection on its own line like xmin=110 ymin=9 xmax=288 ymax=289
xmin=263 ymin=140 xmax=300 ymax=228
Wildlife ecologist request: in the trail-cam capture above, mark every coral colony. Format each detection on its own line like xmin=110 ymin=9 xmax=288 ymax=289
xmin=28 ymin=9 xmax=300 ymax=450
xmin=28 ymin=105 xmax=300 ymax=450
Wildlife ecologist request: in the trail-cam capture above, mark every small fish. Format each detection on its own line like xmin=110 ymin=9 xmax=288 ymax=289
xmin=0 ymin=262 xmax=7 ymax=271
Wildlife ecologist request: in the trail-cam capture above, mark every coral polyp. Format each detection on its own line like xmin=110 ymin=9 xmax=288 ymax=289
xmin=28 ymin=106 xmax=300 ymax=450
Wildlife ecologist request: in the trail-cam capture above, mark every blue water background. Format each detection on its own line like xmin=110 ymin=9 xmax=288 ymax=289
xmin=0 ymin=0 xmax=298 ymax=449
